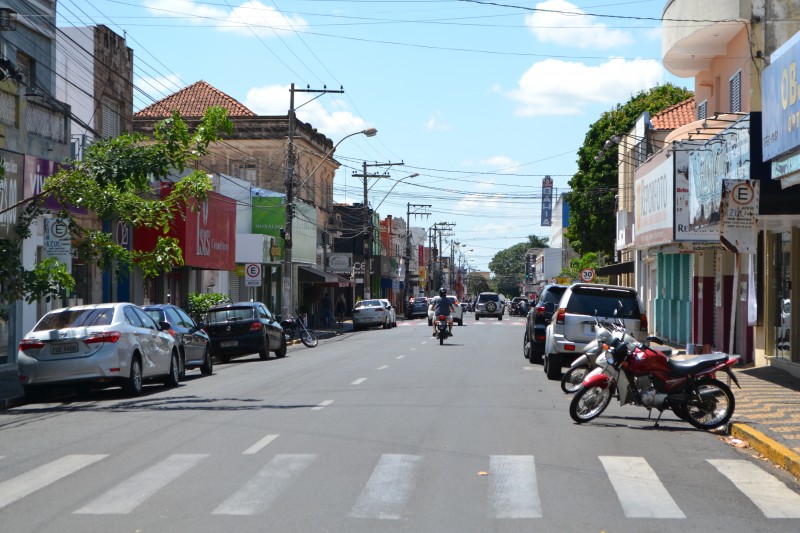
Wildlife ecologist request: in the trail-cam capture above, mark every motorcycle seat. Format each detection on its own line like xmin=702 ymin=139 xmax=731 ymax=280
xmin=667 ymin=352 xmax=728 ymax=377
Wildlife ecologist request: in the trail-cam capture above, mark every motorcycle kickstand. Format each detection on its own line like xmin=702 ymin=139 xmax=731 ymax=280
xmin=653 ymin=409 xmax=666 ymax=429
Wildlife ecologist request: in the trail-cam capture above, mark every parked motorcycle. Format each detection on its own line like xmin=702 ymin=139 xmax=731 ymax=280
xmin=279 ymin=315 xmax=319 ymax=348
xmin=569 ymin=321 xmax=740 ymax=431
xmin=435 ymin=314 xmax=450 ymax=345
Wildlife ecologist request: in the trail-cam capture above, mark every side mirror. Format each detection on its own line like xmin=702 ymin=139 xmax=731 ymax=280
xmin=159 ymin=321 xmax=172 ymax=331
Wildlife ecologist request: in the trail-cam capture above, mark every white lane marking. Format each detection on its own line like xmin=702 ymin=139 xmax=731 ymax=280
xmin=523 ymin=366 xmax=534 ymax=371
xmin=396 ymin=355 xmax=405 ymax=360
xmin=351 ymin=378 xmax=368 ymax=385
xmin=377 ymin=365 xmax=389 ymax=370
xmin=411 ymin=347 xmax=419 ymax=350
xmin=599 ymin=456 xmax=685 ymax=518
xmin=212 ymin=454 xmax=316 ymax=515
xmin=311 ymin=400 xmax=334 ymax=410
xmin=708 ymin=459 xmax=800 ymax=518
xmin=75 ymin=454 xmax=208 ymax=514
xmin=489 ymin=455 xmax=542 ymax=518
xmin=0 ymin=455 xmax=107 ymax=510
xmin=350 ymin=454 xmax=423 ymax=519
xmin=243 ymin=434 xmax=279 ymax=455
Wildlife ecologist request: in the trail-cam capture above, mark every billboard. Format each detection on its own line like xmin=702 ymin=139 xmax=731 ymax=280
xmin=541 ymin=176 xmax=553 ymax=226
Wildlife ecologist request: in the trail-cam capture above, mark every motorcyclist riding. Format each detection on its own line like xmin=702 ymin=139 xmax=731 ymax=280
xmin=430 ymin=287 xmax=455 ymax=337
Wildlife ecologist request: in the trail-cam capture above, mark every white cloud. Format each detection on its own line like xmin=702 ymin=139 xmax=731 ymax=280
xmin=144 ymin=1 xmax=307 ymax=36
xmin=244 ymin=84 xmax=370 ymax=138
xmin=482 ymin=156 xmax=521 ymax=173
xmin=508 ymin=57 xmax=664 ymax=116
xmin=525 ymin=0 xmax=633 ymax=49
xmin=425 ymin=112 xmax=451 ymax=131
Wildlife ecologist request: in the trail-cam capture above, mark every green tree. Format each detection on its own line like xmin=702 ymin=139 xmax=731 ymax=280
xmin=0 ymin=107 xmax=233 ymax=304
xmin=560 ymin=252 xmax=600 ymax=278
xmin=467 ymin=271 xmax=491 ymax=297
xmin=565 ymin=83 xmax=693 ymax=258
xmin=489 ymin=235 xmax=550 ymax=297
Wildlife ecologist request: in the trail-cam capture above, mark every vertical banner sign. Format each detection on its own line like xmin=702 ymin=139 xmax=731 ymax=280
xmin=44 ymin=217 xmax=72 ymax=273
xmin=541 ymin=176 xmax=553 ymax=226
xmin=719 ymin=179 xmax=759 ymax=254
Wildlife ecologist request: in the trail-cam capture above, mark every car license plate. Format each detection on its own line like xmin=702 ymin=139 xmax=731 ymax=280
xmin=221 ymin=340 xmax=238 ymax=348
xmin=51 ymin=342 xmax=79 ymax=355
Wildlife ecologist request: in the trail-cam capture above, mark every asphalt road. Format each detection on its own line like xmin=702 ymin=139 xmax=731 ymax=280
xmin=2 ymin=314 xmax=800 ymax=532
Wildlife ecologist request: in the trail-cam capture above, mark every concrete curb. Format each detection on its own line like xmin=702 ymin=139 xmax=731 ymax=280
xmin=730 ymin=422 xmax=800 ymax=480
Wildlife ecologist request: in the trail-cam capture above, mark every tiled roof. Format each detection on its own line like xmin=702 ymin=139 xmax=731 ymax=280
xmin=650 ymin=97 xmax=695 ymax=130
xmin=135 ymin=80 xmax=256 ymax=118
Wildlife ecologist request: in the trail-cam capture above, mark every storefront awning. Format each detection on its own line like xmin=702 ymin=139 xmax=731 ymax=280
xmin=298 ymin=265 xmax=354 ymax=287
xmin=596 ymin=261 xmax=634 ymax=276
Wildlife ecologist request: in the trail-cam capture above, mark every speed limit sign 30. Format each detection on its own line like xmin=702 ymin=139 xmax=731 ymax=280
xmin=580 ymin=268 xmax=595 ymax=283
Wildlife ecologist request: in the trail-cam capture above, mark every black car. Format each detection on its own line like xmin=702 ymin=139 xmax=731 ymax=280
xmin=203 ymin=301 xmax=287 ymax=363
xmin=523 ymin=284 xmax=567 ymax=364
xmin=143 ymin=304 xmax=213 ymax=378
xmin=407 ymin=297 xmax=430 ymax=319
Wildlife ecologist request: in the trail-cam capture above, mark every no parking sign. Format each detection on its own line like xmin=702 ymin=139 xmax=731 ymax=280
xmin=245 ymin=263 xmax=262 ymax=287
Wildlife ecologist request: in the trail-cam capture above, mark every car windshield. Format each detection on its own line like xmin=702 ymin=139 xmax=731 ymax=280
xmin=206 ymin=307 xmax=256 ymax=323
xmin=143 ymin=309 xmax=164 ymax=323
xmin=566 ymin=288 xmax=640 ymax=318
xmin=413 ymin=298 xmax=427 ymax=304
xmin=34 ymin=308 xmax=114 ymax=331
xmin=480 ymin=294 xmax=499 ymax=302
xmin=356 ymin=300 xmax=382 ymax=308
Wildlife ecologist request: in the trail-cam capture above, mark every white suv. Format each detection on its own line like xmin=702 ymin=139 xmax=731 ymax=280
xmin=474 ymin=292 xmax=503 ymax=321
xmin=428 ymin=295 xmax=464 ymax=326
xmin=543 ymin=283 xmax=646 ymax=380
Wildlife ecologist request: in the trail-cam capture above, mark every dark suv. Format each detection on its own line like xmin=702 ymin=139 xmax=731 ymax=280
xmin=523 ymin=284 xmax=567 ymax=364
xmin=543 ymin=284 xmax=646 ymax=380
xmin=474 ymin=292 xmax=503 ymax=320
xmin=203 ymin=302 xmax=286 ymax=363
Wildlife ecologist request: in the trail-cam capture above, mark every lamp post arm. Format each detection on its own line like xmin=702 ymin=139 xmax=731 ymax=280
xmin=374 ymin=173 xmax=419 ymax=213
xmin=297 ymin=128 xmax=376 ymax=191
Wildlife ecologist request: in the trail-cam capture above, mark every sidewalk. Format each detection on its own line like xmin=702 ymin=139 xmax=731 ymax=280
xmin=286 ymin=320 xmax=353 ymax=345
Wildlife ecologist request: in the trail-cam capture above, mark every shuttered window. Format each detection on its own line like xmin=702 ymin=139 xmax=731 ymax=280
xmin=730 ymin=71 xmax=742 ymax=113
xmin=697 ymin=100 xmax=708 ymax=120
xmin=101 ymin=99 xmax=120 ymax=139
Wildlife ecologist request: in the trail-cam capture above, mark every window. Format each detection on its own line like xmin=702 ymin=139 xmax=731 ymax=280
xmin=232 ymin=160 xmax=258 ymax=183
xmin=730 ymin=71 xmax=742 ymax=113
xmin=124 ymin=307 xmax=143 ymax=327
xmin=15 ymin=51 xmax=33 ymax=89
xmin=697 ymin=100 xmax=708 ymax=120
xmin=133 ymin=307 xmax=158 ymax=330
xmin=101 ymin=98 xmax=120 ymax=138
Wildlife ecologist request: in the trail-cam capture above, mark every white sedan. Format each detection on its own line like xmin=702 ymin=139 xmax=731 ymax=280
xmin=352 ymin=299 xmax=391 ymax=331
xmin=378 ymin=299 xmax=397 ymax=327
xmin=427 ymin=296 xmax=464 ymax=326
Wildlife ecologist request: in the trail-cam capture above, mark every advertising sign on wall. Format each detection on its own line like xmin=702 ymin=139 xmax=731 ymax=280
xmin=0 ymin=151 xmax=23 ymax=240
xmin=762 ymin=31 xmax=800 ymax=160
xmin=22 ymin=156 xmax=86 ymax=215
xmin=633 ymin=150 xmax=673 ymax=247
xmin=541 ymin=176 xmax=553 ymax=226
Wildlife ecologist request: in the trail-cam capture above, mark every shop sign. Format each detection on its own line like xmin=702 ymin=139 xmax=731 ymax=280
xmin=328 ymin=253 xmax=352 ymax=274
xmin=719 ymin=179 xmax=759 ymax=254
xmin=23 ymin=156 xmax=86 ymax=214
xmin=762 ymin=31 xmax=800 ymax=160
xmin=0 ymin=151 xmax=22 ymax=239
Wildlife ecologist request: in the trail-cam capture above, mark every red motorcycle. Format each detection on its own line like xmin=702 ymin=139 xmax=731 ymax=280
xmin=569 ymin=331 xmax=740 ymax=431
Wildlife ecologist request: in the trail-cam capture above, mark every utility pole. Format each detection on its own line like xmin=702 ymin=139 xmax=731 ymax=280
xmin=428 ymin=222 xmax=455 ymax=293
xmin=403 ymin=203 xmax=431 ymax=313
xmin=352 ymin=161 xmax=403 ymax=299
xmin=282 ymin=83 xmax=344 ymax=317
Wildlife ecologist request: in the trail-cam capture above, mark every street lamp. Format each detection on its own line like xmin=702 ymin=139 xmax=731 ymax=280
xmin=374 ymin=173 xmax=419 ymax=212
xmin=282 ymin=127 xmax=377 ymax=317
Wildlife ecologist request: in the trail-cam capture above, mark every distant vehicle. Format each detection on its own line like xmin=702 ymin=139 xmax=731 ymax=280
xmin=428 ymin=295 xmax=463 ymax=326
xmin=18 ymin=303 xmax=179 ymax=397
xmin=509 ymin=297 xmax=530 ymax=317
xmin=352 ymin=299 xmax=391 ymax=330
xmin=203 ymin=301 xmax=286 ymax=363
xmin=474 ymin=292 xmax=503 ymax=321
xmin=379 ymin=299 xmax=398 ymax=327
xmin=407 ymin=297 xmax=429 ymax=319
xmin=143 ymin=304 xmax=213 ymax=378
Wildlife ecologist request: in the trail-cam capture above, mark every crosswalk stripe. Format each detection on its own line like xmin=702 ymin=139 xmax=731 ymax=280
xmin=599 ymin=456 xmax=685 ymax=518
xmin=0 ymin=454 xmax=107 ymax=510
xmin=312 ymin=400 xmax=334 ymax=410
xmin=350 ymin=454 xmax=422 ymax=519
xmin=74 ymin=454 xmax=208 ymax=514
xmin=708 ymin=459 xmax=800 ymax=518
xmin=488 ymin=455 xmax=542 ymax=518
xmin=243 ymin=434 xmax=279 ymax=455
xmin=212 ymin=454 xmax=316 ymax=515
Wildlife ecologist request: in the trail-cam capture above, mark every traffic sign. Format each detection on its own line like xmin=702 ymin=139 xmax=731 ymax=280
xmin=580 ymin=268 xmax=595 ymax=283
xmin=245 ymin=263 xmax=262 ymax=287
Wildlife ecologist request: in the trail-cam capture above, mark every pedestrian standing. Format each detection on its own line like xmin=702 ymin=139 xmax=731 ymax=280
xmin=335 ymin=294 xmax=347 ymax=328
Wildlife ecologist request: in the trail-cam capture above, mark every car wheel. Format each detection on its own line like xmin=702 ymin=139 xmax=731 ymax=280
xmin=274 ymin=336 xmax=287 ymax=358
xmin=259 ymin=335 xmax=270 ymax=360
xmin=546 ymin=360 xmax=562 ymax=381
xmin=523 ymin=331 xmax=532 ymax=360
xmin=200 ymin=345 xmax=213 ymax=375
xmin=475 ymin=315 xmax=480 ymax=321
xmin=498 ymin=315 xmax=503 ymax=321
xmin=124 ymin=356 xmax=144 ymax=395
xmin=458 ymin=318 xmax=463 ymax=326
xmin=164 ymin=351 xmax=180 ymax=387
xmin=178 ymin=350 xmax=186 ymax=380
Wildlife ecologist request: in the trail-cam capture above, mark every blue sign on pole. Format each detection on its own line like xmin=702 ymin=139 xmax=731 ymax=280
xmin=541 ymin=176 xmax=553 ymax=227
xmin=762 ymin=31 xmax=800 ymax=161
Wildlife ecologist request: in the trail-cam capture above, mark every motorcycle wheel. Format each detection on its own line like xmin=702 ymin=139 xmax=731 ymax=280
xmin=683 ymin=379 xmax=735 ymax=431
xmin=301 ymin=330 xmax=318 ymax=348
xmin=672 ymin=403 xmax=690 ymax=422
xmin=569 ymin=384 xmax=612 ymax=423
xmin=561 ymin=365 xmax=590 ymax=394
xmin=439 ymin=333 xmax=444 ymax=345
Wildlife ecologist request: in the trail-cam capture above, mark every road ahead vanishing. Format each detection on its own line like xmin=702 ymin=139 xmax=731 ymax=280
xmin=2 ymin=315 xmax=800 ymax=533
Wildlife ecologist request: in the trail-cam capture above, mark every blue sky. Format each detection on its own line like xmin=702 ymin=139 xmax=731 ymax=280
xmin=56 ymin=0 xmax=687 ymax=271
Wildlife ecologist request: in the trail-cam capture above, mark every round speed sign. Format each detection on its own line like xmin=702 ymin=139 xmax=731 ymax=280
xmin=580 ymin=268 xmax=595 ymax=283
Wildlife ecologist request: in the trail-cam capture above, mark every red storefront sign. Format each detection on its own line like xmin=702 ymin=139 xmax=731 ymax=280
xmin=136 ymin=187 xmax=236 ymax=270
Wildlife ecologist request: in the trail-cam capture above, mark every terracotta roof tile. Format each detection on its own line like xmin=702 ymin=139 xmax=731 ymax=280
xmin=650 ymin=97 xmax=696 ymax=130
xmin=135 ymin=80 xmax=256 ymax=118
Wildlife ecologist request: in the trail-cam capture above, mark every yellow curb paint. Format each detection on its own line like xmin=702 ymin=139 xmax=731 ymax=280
xmin=730 ymin=423 xmax=800 ymax=480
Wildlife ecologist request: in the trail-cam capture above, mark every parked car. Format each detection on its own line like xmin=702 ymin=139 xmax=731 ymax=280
xmin=379 ymin=299 xmax=397 ymax=327
xmin=17 ymin=303 xmax=180 ymax=397
xmin=543 ymin=283 xmax=646 ymax=380
xmin=509 ymin=297 xmax=530 ymax=317
xmin=352 ymin=299 xmax=390 ymax=330
xmin=142 ymin=304 xmax=213 ymax=378
xmin=407 ymin=297 xmax=430 ymax=319
xmin=202 ymin=301 xmax=286 ymax=363
xmin=474 ymin=291 xmax=504 ymax=320
xmin=523 ymin=284 xmax=568 ymax=364
xmin=427 ymin=295 xmax=464 ymax=326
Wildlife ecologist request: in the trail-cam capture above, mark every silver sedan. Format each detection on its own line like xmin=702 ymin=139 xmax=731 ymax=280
xmin=17 ymin=303 xmax=179 ymax=397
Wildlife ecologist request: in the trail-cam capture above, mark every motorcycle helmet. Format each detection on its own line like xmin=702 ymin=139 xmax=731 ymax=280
xmin=439 ymin=287 xmax=447 ymax=296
